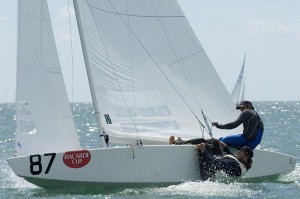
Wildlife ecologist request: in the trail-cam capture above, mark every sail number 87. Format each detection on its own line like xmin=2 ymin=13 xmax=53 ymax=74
xmin=29 ymin=153 xmax=56 ymax=175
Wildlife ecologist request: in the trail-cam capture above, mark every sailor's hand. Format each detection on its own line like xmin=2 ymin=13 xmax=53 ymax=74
xmin=212 ymin=122 xmax=221 ymax=128
xmin=218 ymin=140 xmax=227 ymax=149
xmin=196 ymin=143 xmax=206 ymax=153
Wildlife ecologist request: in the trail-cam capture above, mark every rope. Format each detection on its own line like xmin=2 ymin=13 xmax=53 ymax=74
xmin=201 ymin=110 xmax=213 ymax=138
xmin=126 ymin=0 xmax=140 ymax=144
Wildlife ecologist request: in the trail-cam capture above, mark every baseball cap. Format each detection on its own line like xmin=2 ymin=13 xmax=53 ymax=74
xmin=236 ymin=100 xmax=253 ymax=110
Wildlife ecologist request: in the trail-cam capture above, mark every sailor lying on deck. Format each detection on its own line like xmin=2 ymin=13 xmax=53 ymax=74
xmin=197 ymin=143 xmax=253 ymax=180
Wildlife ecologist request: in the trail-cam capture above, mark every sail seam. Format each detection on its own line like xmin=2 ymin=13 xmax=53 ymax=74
xmin=18 ymin=63 xmax=61 ymax=72
xmin=88 ymin=4 xmax=185 ymax=18
xmin=168 ymin=49 xmax=203 ymax=66
xmin=84 ymin=0 xmax=145 ymax=31
xmin=20 ymin=13 xmax=50 ymax=21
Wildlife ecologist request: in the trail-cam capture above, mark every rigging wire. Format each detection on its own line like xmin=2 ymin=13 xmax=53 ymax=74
xmin=201 ymin=110 xmax=213 ymax=138
xmin=126 ymin=0 xmax=142 ymax=145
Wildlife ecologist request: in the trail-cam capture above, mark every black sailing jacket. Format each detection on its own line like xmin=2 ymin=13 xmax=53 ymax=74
xmin=218 ymin=109 xmax=264 ymax=140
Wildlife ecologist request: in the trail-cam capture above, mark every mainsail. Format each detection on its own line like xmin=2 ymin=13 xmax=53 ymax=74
xmin=73 ymin=0 xmax=239 ymax=143
xmin=16 ymin=0 xmax=80 ymax=155
xmin=231 ymin=53 xmax=246 ymax=104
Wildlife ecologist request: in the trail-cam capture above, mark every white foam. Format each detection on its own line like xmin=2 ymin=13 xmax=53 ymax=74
xmin=278 ymin=163 xmax=300 ymax=182
xmin=1 ymin=161 xmax=36 ymax=189
xmin=115 ymin=181 xmax=261 ymax=198
xmin=133 ymin=181 xmax=259 ymax=198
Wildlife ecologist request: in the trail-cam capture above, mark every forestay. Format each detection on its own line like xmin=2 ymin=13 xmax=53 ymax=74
xmin=16 ymin=0 xmax=81 ymax=156
xmin=74 ymin=0 xmax=239 ymax=143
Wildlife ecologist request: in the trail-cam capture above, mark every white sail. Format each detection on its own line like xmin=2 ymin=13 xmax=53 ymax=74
xmin=231 ymin=53 xmax=246 ymax=104
xmin=73 ymin=0 xmax=239 ymax=143
xmin=16 ymin=0 xmax=81 ymax=156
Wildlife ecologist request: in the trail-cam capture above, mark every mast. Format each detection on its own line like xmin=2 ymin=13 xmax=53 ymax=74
xmin=73 ymin=0 xmax=108 ymax=147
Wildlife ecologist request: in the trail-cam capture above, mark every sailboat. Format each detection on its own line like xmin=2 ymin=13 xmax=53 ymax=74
xmin=231 ymin=53 xmax=246 ymax=104
xmin=7 ymin=0 xmax=296 ymax=189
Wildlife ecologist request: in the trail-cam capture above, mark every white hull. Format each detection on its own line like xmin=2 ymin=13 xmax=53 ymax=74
xmin=7 ymin=145 xmax=296 ymax=189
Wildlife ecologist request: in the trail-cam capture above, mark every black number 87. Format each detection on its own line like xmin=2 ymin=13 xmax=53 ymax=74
xmin=29 ymin=153 xmax=56 ymax=175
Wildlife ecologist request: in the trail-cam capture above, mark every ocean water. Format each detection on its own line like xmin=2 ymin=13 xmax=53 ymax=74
xmin=1 ymin=101 xmax=299 ymax=198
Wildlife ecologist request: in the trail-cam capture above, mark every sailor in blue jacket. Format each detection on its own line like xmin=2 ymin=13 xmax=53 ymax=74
xmin=212 ymin=100 xmax=264 ymax=149
xmin=197 ymin=143 xmax=253 ymax=180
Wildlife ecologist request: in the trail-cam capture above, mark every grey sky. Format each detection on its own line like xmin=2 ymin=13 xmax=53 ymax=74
xmin=0 ymin=0 xmax=300 ymax=102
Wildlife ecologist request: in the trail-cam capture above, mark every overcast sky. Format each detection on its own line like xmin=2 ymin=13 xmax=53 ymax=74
xmin=0 ymin=0 xmax=300 ymax=103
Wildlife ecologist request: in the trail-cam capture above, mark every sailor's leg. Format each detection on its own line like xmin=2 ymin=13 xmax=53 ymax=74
xmin=219 ymin=134 xmax=248 ymax=148
xmin=247 ymin=129 xmax=263 ymax=149
xmin=183 ymin=138 xmax=207 ymax=145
